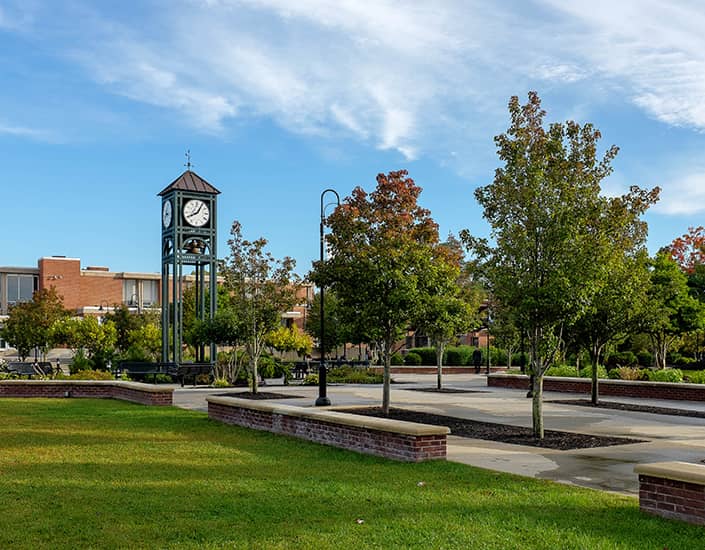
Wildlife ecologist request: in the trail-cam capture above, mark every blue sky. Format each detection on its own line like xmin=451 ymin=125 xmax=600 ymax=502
xmin=2 ymin=0 xmax=705 ymax=274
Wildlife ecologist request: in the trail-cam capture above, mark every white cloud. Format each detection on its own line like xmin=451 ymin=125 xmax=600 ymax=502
xmin=0 ymin=121 xmax=53 ymax=141
xmin=540 ymin=0 xmax=705 ymax=130
xmin=18 ymin=0 xmax=705 ymax=160
xmin=653 ymin=169 xmax=705 ymax=215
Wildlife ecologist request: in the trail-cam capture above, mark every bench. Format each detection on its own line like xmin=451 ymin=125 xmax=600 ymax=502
xmin=117 ymin=361 xmax=166 ymax=383
xmin=635 ymin=461 xmax=705 ymax=525
xmin=4 ymin=362 xmax=54 ymax=378
xmin=167 ymin=363 xmax=214 ymax=387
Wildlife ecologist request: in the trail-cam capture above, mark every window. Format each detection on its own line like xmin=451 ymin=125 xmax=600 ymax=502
xmin=142 ymin=280 xmax=158 ymax=306
xmin=7 ymin=274 xmax=37 ymax=305
xmin=123 ymin=280 xmax=138 ymax=305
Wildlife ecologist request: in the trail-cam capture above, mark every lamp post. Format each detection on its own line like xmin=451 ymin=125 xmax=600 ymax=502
xmin=316 ymin=188 xmax=340 ymax=407
xmin=485 ymin=307 xmax=492 ymax=375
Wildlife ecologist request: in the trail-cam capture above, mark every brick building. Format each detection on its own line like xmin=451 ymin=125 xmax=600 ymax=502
xmin=0 ymin=256 xmax=313 ymax=350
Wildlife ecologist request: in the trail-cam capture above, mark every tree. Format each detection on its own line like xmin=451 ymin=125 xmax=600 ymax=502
xmin=414 ymin=238 xmax=480 ymax=389
xmin=470 ymin=91 xmax=629 ymax=438
xmin=266 ymin=326 xmax=313 ymax=357
xmin=199 ymin=306 xmax=248 ymax=383
xmin=668 ymin=226 xmax=705 ymax=273
xmin=304 ymin=291 xmax=347 ymax=357
xmin=219 ymin=221 xmax=300 ymax=393
xmin=1 ymin=288 xmax=68 ymax=361
xmin=50 ymin=316 xmax=118 ymax=369
xmin=311 ymin=170 xmax=442 ymax=414
xmin=643 ymin=251 xmax=705 ymax=368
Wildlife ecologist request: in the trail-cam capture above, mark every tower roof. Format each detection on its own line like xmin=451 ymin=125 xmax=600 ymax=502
xmin=158 ymin=170 xmax=221 ymax=196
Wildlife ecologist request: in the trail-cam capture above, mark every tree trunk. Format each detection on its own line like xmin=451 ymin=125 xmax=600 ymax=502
xmin=382 ymin=335 xmax=392 ymax=415
xmin=436 ymin=343 xmax=444 ymax=390
xmin=531 ymin=373 xmax=544 ymax=439
xmin=590 ymin=342 xmax=602 ymax=406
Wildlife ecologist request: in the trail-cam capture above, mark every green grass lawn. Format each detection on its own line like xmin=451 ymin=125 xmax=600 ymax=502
xmin=0 ymin=399 xmax=701 ymax=549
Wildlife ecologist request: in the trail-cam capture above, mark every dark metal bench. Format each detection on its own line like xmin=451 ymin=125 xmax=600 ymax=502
xmin=4 ymin=362 xmax=54 ymax=378
xmin=168 ymin=363 xmax=214 ymax=387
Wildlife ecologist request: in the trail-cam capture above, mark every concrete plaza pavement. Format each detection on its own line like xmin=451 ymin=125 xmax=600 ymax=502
xmin=173 ymin=373 xmax=705 ymax=496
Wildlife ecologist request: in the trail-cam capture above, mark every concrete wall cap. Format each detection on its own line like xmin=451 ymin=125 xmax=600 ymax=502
xmin=635 ymin=461 xmax=705 ymax=485
xmin=207 ymin=396 xmax=450 ymax=436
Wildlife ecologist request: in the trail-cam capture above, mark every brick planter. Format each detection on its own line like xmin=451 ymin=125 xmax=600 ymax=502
xmin=487 ymin=374 xmax=705 ymax=402
xmin=0 ymin=380 xmax=173 ymax=406
xmin=635 ymin=462 xmax=705 ymax=525
xmin=207 ymin=396 xmax=449 ymax=462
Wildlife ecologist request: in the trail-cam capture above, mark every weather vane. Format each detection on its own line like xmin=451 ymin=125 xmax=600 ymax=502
xmin=184 ymin=149 xmax=194 ymax=171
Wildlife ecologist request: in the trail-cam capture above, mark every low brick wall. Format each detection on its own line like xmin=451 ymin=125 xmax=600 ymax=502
xmin=487 ymin=374 xmax=705 ymax=401
xmin=207 ymin=396 xmax=449 ymax=462
xmin=635 ymin=462 xmax=705 ymax=525
xmin=0 ymin=380 xmax=173 ymax=406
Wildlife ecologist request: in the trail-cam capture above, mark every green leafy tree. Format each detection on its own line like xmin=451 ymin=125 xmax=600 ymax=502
xmin=643 ymin=251 xmax=705 ymax=369
xmin=470 ymin=91 xmax=628 ymax=438
xmin=51 ymin=316 xmax=118 ymax=369
xmin=219 ymin=221 xmax=300 ymax=393
xmin=568 ymin=184 xmax=658 ymax=404
xmin=414 ymin=238 xmax=480 ymax=389
xmin=266 ymin=326 xmax=313 ymax=356
xmin=311 ymin=170 xmax=442 ymax=414
xmin=1 ymin=287 xmax=68 ymax=361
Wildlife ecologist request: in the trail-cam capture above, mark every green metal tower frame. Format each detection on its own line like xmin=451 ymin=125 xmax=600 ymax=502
xmin=159 ymin=171 xmax=220 ymax=366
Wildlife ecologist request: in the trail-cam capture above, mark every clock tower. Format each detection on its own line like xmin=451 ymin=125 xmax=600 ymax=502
xmin=159 ymin=170 xmax=220 ymax=366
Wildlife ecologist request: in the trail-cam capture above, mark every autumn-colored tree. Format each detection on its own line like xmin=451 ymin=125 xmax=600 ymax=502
xmin=219 ymin=221 xmax=300 ymax=393
xmin=311 ymin=170 xmax=442 ymax=414
xmin=471 ymin=91 xmax=633 ymax=438
xmin=668 ymin=226 xmax=705 ymax=273
xmin=1 ymin=287 xmax=68 ymax=360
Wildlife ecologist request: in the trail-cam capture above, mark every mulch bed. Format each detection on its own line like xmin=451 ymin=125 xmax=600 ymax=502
xmin=344 ymin=407 xmax=647 ymax=450
xmin=404 ymin=388 xmax=487 ymax=394
xmin=549 ymin=399 xmax=705 ymax=419
xmin=217 ymin=392 xmax=304 ymax=400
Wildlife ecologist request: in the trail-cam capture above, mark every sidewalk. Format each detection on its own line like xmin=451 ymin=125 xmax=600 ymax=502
xmin=173 ymin=373 xmax=705 ymax=495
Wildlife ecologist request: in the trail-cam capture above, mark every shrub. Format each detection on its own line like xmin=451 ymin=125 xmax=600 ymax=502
xmin=684 ymin=370 xmax=705 ymax=384
xmin=69 ymin=350 xmax=93 ymax=374
xmin=546 ymin=364 xmax=580 ymax=378
xmin=647 ymin=369 xmax=683 ymax=383
xmin=407 ymin=347 xmax=436 ymax=365
xmin=404 ymin=352 xmax=422 ymax=366
xmin=213 ymin=378 xmax=230 ymax=388
xmin=546 ymin=364 xmax=609 ymax=379
xmin=636 ymin=351 xmax=653 ymax=367
xmin=605 ymin=351 xmax=638 ymax=368
xmin=390 ymin=353 xmax=404 ymax=366
xmin=615 ymin=366 xmax=643 ymax=381
xmin=302 ymin=373 xmax=319 ymax=386
xmin=445 ymin=346 xmax=474 ymax=366
xmin=328 ymin=366 xmax=383 ymax=384
xmin=68 ymin=369 xmax=114 ymax=380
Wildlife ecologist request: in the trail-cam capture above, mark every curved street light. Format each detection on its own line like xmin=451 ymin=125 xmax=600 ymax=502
xmin=316 ymin=188 xmax=340 ymax=407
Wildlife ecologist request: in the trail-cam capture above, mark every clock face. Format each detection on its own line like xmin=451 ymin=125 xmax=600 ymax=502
xmin=162 ymin=200 xmax=173 ymax=228
xmin=183 ymin=199 xmax=210 ymax=227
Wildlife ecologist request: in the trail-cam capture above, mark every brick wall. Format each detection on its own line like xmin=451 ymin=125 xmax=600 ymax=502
xmin=207 ymin=398 xmax=447 ymax=462
xmin=0 ymin=381 xmax=173 ymax=406
xmin=487 ymin=374 xmax=705 ymax=401
xmin=371 ymin=366 xmax=507 ymax=375
xmin=635 ymin=462 xmax=705 ymax=525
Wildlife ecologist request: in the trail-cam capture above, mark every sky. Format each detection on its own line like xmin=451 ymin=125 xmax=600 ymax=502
xmin=2 ymin=0 xmax=705 ymax=275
